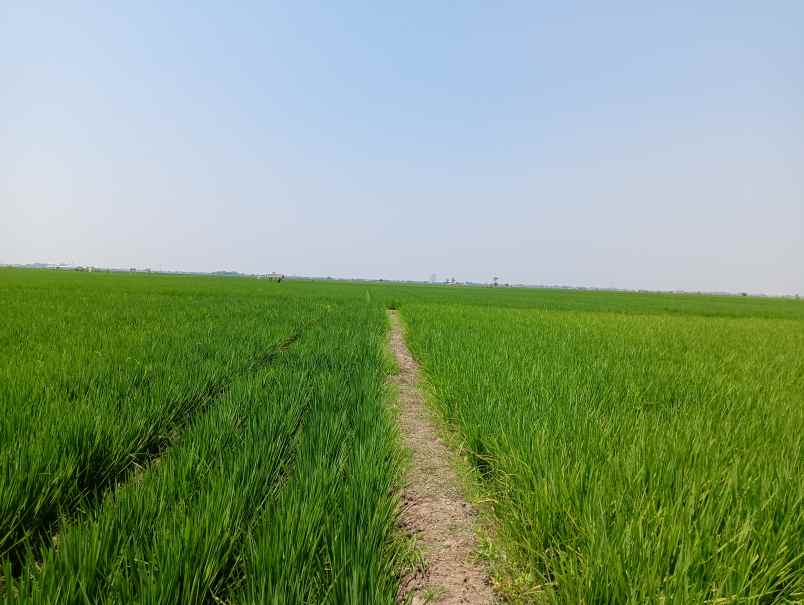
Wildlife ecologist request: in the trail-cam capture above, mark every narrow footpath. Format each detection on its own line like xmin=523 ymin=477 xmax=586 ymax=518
xmin=387 ymin=310 xmax=493 ymax=605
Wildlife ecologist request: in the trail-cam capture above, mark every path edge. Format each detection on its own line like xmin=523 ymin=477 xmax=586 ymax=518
xmin=386 ymin=309 xmax=498 ymax=604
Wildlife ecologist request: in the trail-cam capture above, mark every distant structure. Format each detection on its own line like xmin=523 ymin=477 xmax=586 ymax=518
xmin=259 ymin=272 xmax=285 ymax=282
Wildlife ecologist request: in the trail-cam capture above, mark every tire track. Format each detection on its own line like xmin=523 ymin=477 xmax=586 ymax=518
xmin=2 ymin=314 xmax=321 ymax=576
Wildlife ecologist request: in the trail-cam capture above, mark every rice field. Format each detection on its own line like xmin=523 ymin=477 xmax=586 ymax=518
xmin=1 ymin=270 xmax=401 ymax=603
xmin=1 ymin=268 xmax=802 ymax=603
xmin=401 ymin=302 xmax=804 ymax=603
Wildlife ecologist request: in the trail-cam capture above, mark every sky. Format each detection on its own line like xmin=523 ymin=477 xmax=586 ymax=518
xmin=2 ymin=2 xmax=802 ymax=294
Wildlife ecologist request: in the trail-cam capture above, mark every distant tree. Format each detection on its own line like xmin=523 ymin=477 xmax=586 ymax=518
xmin=493 ymin=276 xmax=499 ymax=287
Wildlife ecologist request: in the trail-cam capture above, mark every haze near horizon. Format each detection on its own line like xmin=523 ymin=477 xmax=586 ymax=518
xmin=2 ymin=2 xmax=802 ymax=294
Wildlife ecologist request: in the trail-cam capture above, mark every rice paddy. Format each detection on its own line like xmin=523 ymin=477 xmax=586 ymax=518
xmin=401 ymin=302 xmax=804 ymax=603
xmin=1 ymin=270 xmax=400 ymax=603
xmin=1 ymin=268 xmax=802 ymax=603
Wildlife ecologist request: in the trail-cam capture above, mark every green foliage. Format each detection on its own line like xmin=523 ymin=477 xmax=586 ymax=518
xmin=402 ymin=303 xmax=804 ymax=603
xmin=0 ymin=269 xmax=402 ymax=603
xmin=1 ymin=268 xmax=802 ymax=603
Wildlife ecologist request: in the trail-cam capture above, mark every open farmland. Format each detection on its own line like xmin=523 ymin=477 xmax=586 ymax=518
xmin=401 ymin=302 xmax=804 ymax=602
xmin=1 ymin=268 xmax=803 ymax=603
xmin=0 ymin=270 xmax=401 ymax=603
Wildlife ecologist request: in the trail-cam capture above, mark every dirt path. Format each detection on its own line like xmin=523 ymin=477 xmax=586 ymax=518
xmin=387 ymin=310 xmax=494 ymax=605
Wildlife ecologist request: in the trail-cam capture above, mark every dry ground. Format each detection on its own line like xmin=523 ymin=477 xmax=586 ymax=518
xmin=387 ymin=310 xmax=493 ymax=605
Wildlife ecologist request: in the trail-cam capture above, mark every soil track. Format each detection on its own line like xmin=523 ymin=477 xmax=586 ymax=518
xmin=387 ymin=310 xmax=493 ymax=605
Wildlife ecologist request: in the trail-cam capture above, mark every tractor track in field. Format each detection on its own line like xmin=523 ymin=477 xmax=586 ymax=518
xmin=387 ymin=310 xmax=493 ymax=605
xmin=3 ymin=319 xmax=319 ymax=578
xmin=127 ymin=325 xmax=310 ymax=488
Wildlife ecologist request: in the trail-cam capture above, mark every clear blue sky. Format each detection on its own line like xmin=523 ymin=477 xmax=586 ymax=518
xmin=2 ymin=2 xmax=802 ymax=294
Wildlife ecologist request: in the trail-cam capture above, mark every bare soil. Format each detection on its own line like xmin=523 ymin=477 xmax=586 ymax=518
xmin=387 ymin=310 xmax=494 ymax=605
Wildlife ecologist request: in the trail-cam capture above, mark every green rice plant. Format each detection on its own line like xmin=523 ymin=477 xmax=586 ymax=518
xmin=402 ymin=303 xmax=804 ymax=603
xmin=237 ymin=305 xmax=402 ymax=604
xmin=0 ymin=271 xmax=325 ymax=566
xmin=4 ymin=267 xmax=801 ymax=603
xmin=1 ymin=272 xmax=403 ymax=604
xmin=7 ymin=365 xmax=304 ymax=603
